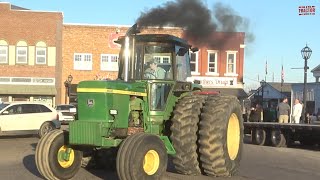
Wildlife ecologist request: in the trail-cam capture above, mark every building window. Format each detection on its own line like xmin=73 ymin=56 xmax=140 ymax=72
xmin=190 ymin=51 xmax=199 ymax=75
xmin=153 ymin=56 xmax=171 ymax=64
xmin=101 ymin=54 xmax=119 ymax=71
xmin=16 ymin=46 xmax=28 ymax=64
xmin=74 ymin=53 xmax=92 ymax=70
xmin=0 ymin=45 xmax=8 ymax=64
xmin=206 ymin=50 xmax=218 ymax=75
xmin=36 ymin=47 xmax=47 ymax=64
xmin=226 ymin=51 xmax=237 ymax=74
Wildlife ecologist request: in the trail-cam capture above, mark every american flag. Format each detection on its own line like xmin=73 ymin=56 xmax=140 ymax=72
xmin=281 ymin=65 xmax=284 ymax=86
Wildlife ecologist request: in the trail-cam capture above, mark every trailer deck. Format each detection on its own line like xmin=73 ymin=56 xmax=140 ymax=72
xmin=244 ymin=122 xmax=320 ymax=147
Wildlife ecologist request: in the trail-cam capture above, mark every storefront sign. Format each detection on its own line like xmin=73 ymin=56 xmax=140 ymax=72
xmin=187 ymin=76 xmax=237 ymax=87
xmin=0 ymin=77 xmax=55 ymax=85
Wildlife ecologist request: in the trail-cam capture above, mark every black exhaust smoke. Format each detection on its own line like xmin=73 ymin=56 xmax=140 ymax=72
xmin=136 ymin=0 xmax=254 ymax=46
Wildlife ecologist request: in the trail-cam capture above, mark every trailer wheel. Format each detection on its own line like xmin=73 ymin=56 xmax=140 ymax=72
xmin=170 ymin=95 xmax=206 ymax=175
xmin=199 ymin=95 xmax=243 ymax=177
xmin=270 ymin=129 xmax=286 ymax=147
xmin=116 ymin=133 xmax=167 ymax=180
xmin=35 ymin=130 xmax=83 ymax=180
xmin=252 ymin=128 xmax=266 ymax=146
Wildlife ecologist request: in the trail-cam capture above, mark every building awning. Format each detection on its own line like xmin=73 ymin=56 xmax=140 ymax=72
xmin=204 ymin=88 xmax=248 ymax=99
xmin=0 ymin=85 xmax=56 ymax=95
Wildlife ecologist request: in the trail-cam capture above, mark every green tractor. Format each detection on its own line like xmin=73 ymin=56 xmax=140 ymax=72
xmin=35 ymin=24 xmax=244 ymax=180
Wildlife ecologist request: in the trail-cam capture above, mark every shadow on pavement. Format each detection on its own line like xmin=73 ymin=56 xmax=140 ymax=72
xmin=0 ymin=134 xmax=36 ymax=139
xmin=23 ymin=154 xmax=43 ymax=179
xmin=30 ymin=143 xmax=37 ymax=151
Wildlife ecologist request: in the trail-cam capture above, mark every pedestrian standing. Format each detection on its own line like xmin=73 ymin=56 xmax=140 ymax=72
xmin=277 ymin=97 xmax=290 ymax=123
xmin=292 ymin=99 xmax=302 ymax=124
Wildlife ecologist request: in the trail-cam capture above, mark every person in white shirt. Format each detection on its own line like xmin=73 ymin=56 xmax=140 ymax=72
xmin=292 ymin=99 xmax=302 ymax=124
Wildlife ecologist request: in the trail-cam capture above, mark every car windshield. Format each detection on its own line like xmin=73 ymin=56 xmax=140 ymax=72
xmin=0 ymin=103 xmax=9 ymax=111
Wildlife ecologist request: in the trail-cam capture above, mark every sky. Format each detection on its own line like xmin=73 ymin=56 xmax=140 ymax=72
xmin=3 ymin=0 xmax=320 ymax=91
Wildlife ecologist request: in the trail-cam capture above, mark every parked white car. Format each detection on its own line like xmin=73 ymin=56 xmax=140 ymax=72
xmin=55 ymin=104 xmax=77 ymax=124
xmin=0 ymin=101 xmax=60 ymax=137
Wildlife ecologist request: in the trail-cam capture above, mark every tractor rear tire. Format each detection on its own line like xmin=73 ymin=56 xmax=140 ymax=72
xmin=116 ymin=133 xmax=168 ymax=180
xmin=198 ymin=95 xmax=243 ymax=177
xmin=170 ymin=95 xmax=206 ymax=175
xmin=35 ymin=129 xmax=83 ymax=180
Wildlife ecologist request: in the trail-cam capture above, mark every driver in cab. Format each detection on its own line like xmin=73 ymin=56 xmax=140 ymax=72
xmin=144 ymin=59 xmax=166 ymax=79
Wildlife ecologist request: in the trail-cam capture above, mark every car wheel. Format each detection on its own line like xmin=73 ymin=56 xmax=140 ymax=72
xmin=39 ymin=122 xmax=55 ymax=138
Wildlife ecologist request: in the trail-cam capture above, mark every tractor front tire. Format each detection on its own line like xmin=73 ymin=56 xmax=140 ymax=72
xmin=199 ymin=95 xmax=243 ymax=177
xmin=170 ymin=95 xmax=206 ymax=175
xmin=116 ymin=133 xmax=167 ymax=180
xmin=35 ymin=130 xmax=83 ymax=180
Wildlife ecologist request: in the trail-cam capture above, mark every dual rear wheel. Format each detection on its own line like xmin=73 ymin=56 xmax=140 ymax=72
xmin=170 ymin=95 xmax=244 ymax=177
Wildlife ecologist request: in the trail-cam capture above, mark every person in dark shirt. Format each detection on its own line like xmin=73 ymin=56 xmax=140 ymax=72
xmin=277 ymin=97 xmax=291 ymax=123
xmin=249 ymin=104 xmax=262 ymax=122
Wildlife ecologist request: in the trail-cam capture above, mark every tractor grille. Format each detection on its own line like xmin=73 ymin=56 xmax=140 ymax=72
xmin=69 ymin=121 xmax=105 ymax=146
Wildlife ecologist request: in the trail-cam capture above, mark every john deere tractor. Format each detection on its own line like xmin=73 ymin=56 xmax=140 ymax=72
xmin=35 ymin=24 xmax=244 ymax=180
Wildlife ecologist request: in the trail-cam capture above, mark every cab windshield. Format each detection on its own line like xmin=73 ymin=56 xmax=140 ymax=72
xmin=118 ymin=41 xmax=191 ymax=81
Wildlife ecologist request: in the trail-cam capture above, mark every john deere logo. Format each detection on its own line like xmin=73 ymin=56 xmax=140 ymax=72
xmin=87 ymin=99 xmax=94 ymax=107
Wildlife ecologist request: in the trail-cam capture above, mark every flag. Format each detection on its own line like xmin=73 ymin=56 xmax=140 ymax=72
xmin=281 ymin=65 xmax=284 ymax=86
xmin=265 ymin=60 xmax=268 ymax=75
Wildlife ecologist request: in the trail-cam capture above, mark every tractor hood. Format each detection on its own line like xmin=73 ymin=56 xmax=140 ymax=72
xmin=77 ymin=80 xmax=147 ymax=97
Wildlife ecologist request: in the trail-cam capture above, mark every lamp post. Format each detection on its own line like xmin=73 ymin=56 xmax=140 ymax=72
xmin=64 ymin=74 xmax=73 ymax=104
xmin=301 ymin=45 xmax=312 ymax=123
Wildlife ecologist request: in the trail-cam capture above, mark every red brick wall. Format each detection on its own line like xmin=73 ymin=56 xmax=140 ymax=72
xmin=60 ymin=24 xmax=245 ymax=103
xmin=59 ymin=25 xmax=184 ymax=103
xmin=0 ymin=3 xmax=63 ymax=78
xmin=195 ymin=32 xmax=245 ymax=83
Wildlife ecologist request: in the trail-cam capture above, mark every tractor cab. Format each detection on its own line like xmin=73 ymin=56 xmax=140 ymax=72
xmin=116 ymin=34 xmax=192 ymax=82
xmin=115 ymin=27 xmax=199 ymax=113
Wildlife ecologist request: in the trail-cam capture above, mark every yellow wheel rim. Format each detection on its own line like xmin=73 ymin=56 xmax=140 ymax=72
xmin=143 ymin=150 xmax=160 ymax=175
xmin=227 ymin=113 xmax=240 ymax=160
xmin=57 ymin=146 xmax=75 ymax=168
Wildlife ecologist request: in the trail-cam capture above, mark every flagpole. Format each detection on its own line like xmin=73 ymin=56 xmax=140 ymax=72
xmin=265 ymin=58 xmax=268 ymax=82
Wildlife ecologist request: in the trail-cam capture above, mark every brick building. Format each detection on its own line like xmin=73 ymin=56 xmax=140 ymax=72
xmin=0 ymin=2 xmax=63 ymax=106
xmin=188 ymin=32 xmax=247 ymax=99
xmin=61 ymin=24 xmax=184 ymax=104
xmin=1 ymin=3 xmax=246 ymax=106
xmin=62 ymin=24 xmax=246 ymax=104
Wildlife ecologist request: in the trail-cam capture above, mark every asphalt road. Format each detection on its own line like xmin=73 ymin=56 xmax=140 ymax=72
xmin=0 ymin=135 xmax=320 ymax=180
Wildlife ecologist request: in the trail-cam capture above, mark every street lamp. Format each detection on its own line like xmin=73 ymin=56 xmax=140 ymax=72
xmin=64 ymin=74 xmax=73 ymax=104
xmin=301 ymin=44 xmax=312 ymax=123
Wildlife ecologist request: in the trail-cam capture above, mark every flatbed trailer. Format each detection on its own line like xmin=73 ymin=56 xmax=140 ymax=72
xmin=244 ymin=122 xmax=320 ymax=147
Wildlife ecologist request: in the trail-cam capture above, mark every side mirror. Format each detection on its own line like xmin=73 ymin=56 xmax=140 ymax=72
xmin=191 ymin=47 xmax=199 ymax=52
xmin=2 ymin=111 xmax=9 ymax=115
xmin=177 ymin=47 xmax=188 ymax=56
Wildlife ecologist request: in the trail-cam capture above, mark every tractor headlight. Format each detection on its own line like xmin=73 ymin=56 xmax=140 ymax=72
xmin=109 ymin=109 xmax=118 ymax=115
